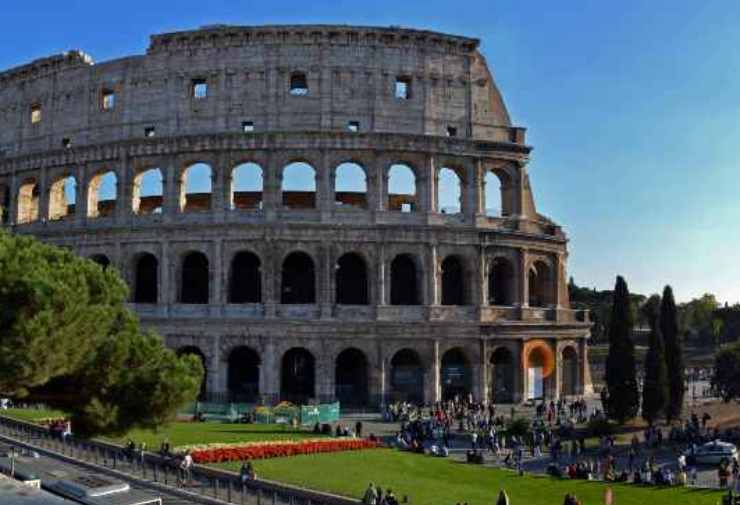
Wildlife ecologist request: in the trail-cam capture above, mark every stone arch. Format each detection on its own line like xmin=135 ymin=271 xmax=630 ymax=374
xmin=441 ymin=255 xmax=465 ymax=306
xmin=180 ymin=251 xmax=209 ymax=304
xmin=336 ymin=252 xmax=368 ymax=305
xmin=334 ymin=162 xmax=367 ymax=209
xmin=177 ymin=346 xmax=207 ymax=399
xmin=390 ymin=348 xmax=424 ymax=404
xmin=87 ymin=170 xmax=118 ymax=218
xmin=441 ymin=347 xmax=472 ymax=401
xmin=281 ymin=251 xmax=316 ymax=304
xmin=90 ymin=254 xmax=111 ymax=269
xmin=490 ymin=346 xmax=515 ymax=403
xmin=289 ymin=71 xmax=309 ymax=96
xmin=523 ymin=339 xmax=555 ymax=400
xmin=227 ymin=346 xmax=261 ymax=402
xmin=335 ymin=348 xmax=369 ymax=407
xmin=133 ymin=252 xmax=158 ymax=304
xmin=231 ymin=162 xmax=263 ymax=210
xmin=228 ymin=250 xmax=262 ymax=303
xmin=437 ymin=166 xmax=462 ymax=214
xmin=387 ymin=163 xmax=417 ymax=212
xmin=48 ymin=174 xmax=77 ymax=221
xmin=180 ymin=162 xmax=213 ymax=212
xmin=282 ymin=161 xmax=316 ymax=209
xmin=132 ymin=167 xmax=164 ymax=215
xmin=17 ymin=178 xmax=40 ymax=224
xmin=488 ymin=257 xmax=516 ymax=306
xmin=561 ymin=346 xmax=579 ymax=397
xmin=484 ymin=166 xmax=514 ymax=217
xmin=281 ymin=347 xmax=315 ymax=403
xmin=528 ymin=259 xmax=555 ymax=307
xmin=390 ymin=253 xmax=422 ymax=305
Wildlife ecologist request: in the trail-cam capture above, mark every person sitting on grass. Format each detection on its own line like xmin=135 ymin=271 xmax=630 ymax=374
xmin=562 ymin=493 xmax=581 ymax=505
xmin=382 ymin=489 xmax=399 ymax=505
xmin=362 ymin=482 xmax=378 ymax=505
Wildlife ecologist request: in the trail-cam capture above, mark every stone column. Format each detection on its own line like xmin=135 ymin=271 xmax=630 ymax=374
xmin=419 ymin=154 xmax=435 ymax=214
xmin=162 ymin=155 xmax=178 ymax=217
xmin=261 ymin=340 xmax=279 ymax=404
xmin=316 ymin=346 xmax=335 ymax=403
xmin=427 ymin=244 xmax=439 ymax=306
xmin=116 ymin=153 xmax=130 ymax=223
xmin=551 ymin=341 xmax=561 ymax=400
xmin=160 ymin=240 xmax=170 ymax=307
xmin=38 ymin=167 xmax=49 ymax=222
xmin=479 ymin=339 xmax=489 ymax=404
xmin=555 ymin=253 xmax=565 ymax=308
xmin=377 ymin=244 xmax=387 ymax=306
xmin=514 ymin=341 xmax=524 ymax=403
xmin=519 ymin=249 xmax=529 ymax=308
xmin=320 ymin=244 xmax=333 ymax=319
xmin=8 ymin=173 xmax=19 ymax=225
xmin=319 ymin=149 xmax=334 ymax=221
xmin=210 ymin=336 xmax=224 ymax=397
xmin=376 ymin=158 xmax=387 ymax=212
xmin=213 ymin=239 xmax=223 ymax=306
xmin=424 ymin=340 xmax=441 ymax=403
xmin=210 ymin=155 xmax=225 ymax=219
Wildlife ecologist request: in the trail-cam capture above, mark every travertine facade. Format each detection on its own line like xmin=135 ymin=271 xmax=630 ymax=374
xmin=0 ymin=25 xmax=590 ymax=406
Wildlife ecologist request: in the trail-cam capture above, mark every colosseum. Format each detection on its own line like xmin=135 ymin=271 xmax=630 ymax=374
xmin=0 ymin=24 xmax=590 ymax=407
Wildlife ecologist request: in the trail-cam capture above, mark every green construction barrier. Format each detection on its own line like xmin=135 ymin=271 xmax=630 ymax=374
xmin=300 ymin=402 xmax=340 ymax=426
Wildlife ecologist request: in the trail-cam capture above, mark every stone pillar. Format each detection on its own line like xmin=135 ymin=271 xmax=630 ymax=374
xmin=551 ymin=341 xmax=561 ymax=400
xmin=474 ymin=246 xmax=486 ymax=308
xmin=160 ymin=240 xmax=170 ymax=307
xmin=320 ymin=244 xmax=333 ymax=319
xmin=479 ymin=340 xmax=489 ymax=404
xmin=162 ymin=155 xmax=178 ymax=217
xmin=213 ymin=239 xmax=223 ymax=306
xmin=261 ymin=340 xmax=279 ymax=404
xmin=377 ymin=244 xmax=387 ymax=306
xmin=376 ymin=159 xmax=387 ymax=212
xmin=38 ymin=167 xmax=49 ymax=222
xmin=424 ymin=340 xmax=441 ymax=403
xmin=263 ymin=241 xmax=278 ymax=318
xmin=427 ymin=244 xmax=439 ymax=306
xmin=116 ymin=153 xmax=130 ymax=223
xmin=8 ymin=173 xmax=19 ymax=225
xmin=319 ymin=149 xmax=334 ymax=220
xmin=210 ymin=336 xmax=224 ymax=397
xmin=519 ymin=249 xmax=529 ymax=308
xmin=514 ymin=341 xmax=524 ymax=403
xmin=420 ymin=154 xmax=435 ymax=214
xmin=555 ymin=253 xmax=565 ymax=308
xmin=316 ymin=347 xmax=335 ymax=403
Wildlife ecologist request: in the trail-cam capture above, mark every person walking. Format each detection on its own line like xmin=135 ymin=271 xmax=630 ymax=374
xmin=363 ymin=482 xmax=378 ymax=505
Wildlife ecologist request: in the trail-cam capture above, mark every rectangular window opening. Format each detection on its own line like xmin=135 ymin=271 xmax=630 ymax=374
xmin=30 ymin=105 xmax=42 ymax=124
xmin=347 ymin=121 xmax=360 ymax=132
xmin=102 ymin=90 xmax=115 ymax=110
xmin=447 ymin=126 xmax=458 ymax=137
xmin=61 ymin=138 xmax=71 ymax=149
xmin=192 ymin=79 xmax=208 ymax=99
xmin=242 ymin=121 xmax=255 ymax=133
xmin=395 ymin=77 xmax=412 ymax=100
xmin=144 ymin=127 xmax=156 ymax=138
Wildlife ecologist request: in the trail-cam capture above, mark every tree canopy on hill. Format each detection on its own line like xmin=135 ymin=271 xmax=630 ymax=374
xmin=0 ymin=231 xmax=203 ymax=436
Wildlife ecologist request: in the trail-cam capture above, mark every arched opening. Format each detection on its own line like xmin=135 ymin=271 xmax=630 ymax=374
xmin=48 ymin=175 xmax=77 ymax=220
xmin=390 ymin=254 xmax=420 ymax=305
xmin=387 ymin=164 xmax=416 ymax=212
xmin=484 ymin=171 xmax=504 ymax=217
xmin=490 ymin=347 xmax=515 ymax=403
xmin=561 ymin=347 xmax=579 ymax=397
xmin=87 ymin=171 xmax=117 ymax=218
xmin=488 ymin=257 xmax=515 ymax=306
xmin=437 ymin=167 xmax=462 ymax=214
xmin=524 ymin=341 xmax=555 ymax=400
xmin=180 ymin=252 xmax=209 ymax=304
xmin=90 ymin=254 xmax=111 ymax=269
xmin=132 ymin=168 xmax=163 ymax=215
xmin=17 ymin=179 xmax=39 ymax=224
xmin=281 ymin=347 xmax=315 ymax=403
xmin=229 ymin=251 xmax=261 ymax=303
xmin=231 ymin=162 xmax=263 ymax=210
xmin=335 ymin=348 xmax=369 ymax=407
xmin=180 ymin=163 xmax=212 ymax=212
xmin=228 ymin=346 xmax=261 ymax=403
xmin=289 ymin=72 xmax=309 ymax=96
xmin=336 ymin=253 xmax=368 ymax=305
xmin=441 ymin=348 xmax=472 ymax=401
xmin=282 ymin=162 xmax=316 ymax=209
xmin=528 ymin=260 xmax=554 ymax=307
xmin=133 ymin=253 xmax=158 ymax=304
xmin=0 ymin=184 xmax=10 ymax=224
xmin=177 ymin=346 xmax=207 ymax=399
xmin=390 ymin=349 xmax=424 ymax=404
xmin=334 ymin=162 xmax=367 ymax=208
xmin=441 ymin=256 xmax=465 ymax=306
xmin=281 ymin=252 xmax=315 ymax=304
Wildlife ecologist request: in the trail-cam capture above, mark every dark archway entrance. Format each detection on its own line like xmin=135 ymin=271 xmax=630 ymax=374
xmin=488 ymin=257 xmax=515 ymax=305
xmin=229 ymin=251 xmax=261 ymax=303
xmin=281 ymin=252 xmax=315 ymax=304
xmin=561 ymin=347 xmax=578 ymax=397
xmin=441 ymin=256 xmax=465 ymax=305
xmin=441 ymin=348 xmax=472 ymax=401
xmin=490 ymin=347 xmax=515 ymax=403
xmin=390 ymin=254 xmax=419 ymax=305
xmin=181 ymin=252 xmax=209 ymax=304
xmin=228 ymin=346 xmax=261 ymax=402
xmin=177 ymin=346 xmax=207 ymax=399
xmin=336 ymin=253 xmax=368 ymax=305
xmin=528 ymin=261 xmax=553 ymax=307
xmin=390 ymin=349 xmax=424 ymax=403
xmin=335 ymin=348 xmax=369 ymax=407
xmin=281 ymin=347 xmax=315 ymax=403
xmin=133 ymin=253 xmax=158 ymax=303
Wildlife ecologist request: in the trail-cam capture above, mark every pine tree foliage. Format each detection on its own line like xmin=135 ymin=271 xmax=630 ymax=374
xmin=604 ymin=276 xmax=640 ymax=423
xmin=660 ymin=285 xmax=685 ymax=422
xmin=641 ymin=294 xmax=668 ymax=425
xmin=0 ymin=231 xmax=203 ymax=436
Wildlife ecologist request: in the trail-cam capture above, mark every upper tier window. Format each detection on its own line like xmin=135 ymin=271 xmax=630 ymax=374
xmin=30 ymin=105 xmax=41 ymax=124
xmin=192 ymin=79 xmax=208 ymax=99
xmin=290 ymin=73 xmax=308 ymax=96
xmin=102 ymin=89 xmax=115 ymax=110
xmin=395 ymin=77 xmax=412 ymax=100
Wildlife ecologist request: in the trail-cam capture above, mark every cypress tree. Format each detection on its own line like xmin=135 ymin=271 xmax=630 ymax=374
xmin=641 ymin=295 xmax=668 ymax=425
xmin=604 ymin=276 xmax=640 ymax=423
xmin=660 ymin=285 xmax=685 ymax=423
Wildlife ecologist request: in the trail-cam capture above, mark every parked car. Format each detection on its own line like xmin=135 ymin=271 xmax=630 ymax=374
xmin=684 ymin=440 xmax=738 ymax=465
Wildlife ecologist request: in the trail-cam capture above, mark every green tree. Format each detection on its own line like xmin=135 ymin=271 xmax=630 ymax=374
xmin=660 ymin=285 xmax=685 ymax=423
xmin=712 ymin=341 xmax=740 ymax=402
xmin=0 ymin=231 xmax=203 ymax=436
xmin=604 ymin=276 xmax=640 ymax=423
xmin=641 ymin=294 xmax=668 ymax=425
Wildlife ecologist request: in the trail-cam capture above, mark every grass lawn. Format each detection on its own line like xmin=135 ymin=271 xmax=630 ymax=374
xmin=216 ymin=450 xmax=723 ymax=505
xmin=102 ymin=422 xmax=324 ymax=449
xmin=1 ymin=408 xmax=66 ymax=422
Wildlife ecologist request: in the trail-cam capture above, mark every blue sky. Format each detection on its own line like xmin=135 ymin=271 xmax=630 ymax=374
xmin=3 ymin=0 xmax=739 ymax=303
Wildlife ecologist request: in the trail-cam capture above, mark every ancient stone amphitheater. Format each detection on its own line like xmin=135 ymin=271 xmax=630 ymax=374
xmin=0 ymin=24 xmax=590 ymax=407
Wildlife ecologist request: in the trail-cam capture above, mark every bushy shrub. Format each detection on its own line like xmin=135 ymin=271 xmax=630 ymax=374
xmin=587 ymin=418 xmax=614 ymax=437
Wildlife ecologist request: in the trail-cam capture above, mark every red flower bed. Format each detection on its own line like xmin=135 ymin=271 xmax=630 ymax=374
xmin=190 ymin=438 xmax=382 ymax=464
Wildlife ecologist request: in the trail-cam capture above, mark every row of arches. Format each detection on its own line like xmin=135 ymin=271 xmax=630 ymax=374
xmin=177 ymin=344 xmax=580 ymax=405
xmin=98 ymin=250 xmax=555 ymax=307
xmin=7 ymin=159 xmax=509 ymax=224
